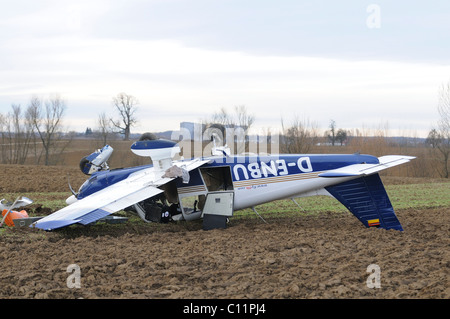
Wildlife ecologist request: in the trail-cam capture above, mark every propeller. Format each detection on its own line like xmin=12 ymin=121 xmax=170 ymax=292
xmin=67 ymin=175 xmax=78 ymax=197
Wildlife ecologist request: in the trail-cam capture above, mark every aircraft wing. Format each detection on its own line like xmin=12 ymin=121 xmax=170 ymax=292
xmin=318 ymin=155 xmax=416 ymax=178
xmin=32 ymin=158 xmax=210 ymax=231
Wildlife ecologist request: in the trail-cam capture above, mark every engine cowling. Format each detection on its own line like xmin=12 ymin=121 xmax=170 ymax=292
xmin=79 ymin=145 xmax=114 ymax=175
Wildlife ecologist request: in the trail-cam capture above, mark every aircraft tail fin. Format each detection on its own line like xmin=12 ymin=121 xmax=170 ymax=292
xmin=325 ymin=173 xmax=403 ymax=231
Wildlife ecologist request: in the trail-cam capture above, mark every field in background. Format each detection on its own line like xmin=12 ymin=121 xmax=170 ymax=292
xmin=8 ymin=135 xmax=442 ymax=179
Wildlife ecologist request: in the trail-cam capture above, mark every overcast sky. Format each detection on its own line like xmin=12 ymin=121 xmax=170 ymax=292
xmin=1 ymin=0 xmax=450 ymax=137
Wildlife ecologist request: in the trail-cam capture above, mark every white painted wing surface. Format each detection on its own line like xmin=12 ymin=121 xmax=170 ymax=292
xmin=33 ymin=158 xmax=210 ymax=230
xmin=318 ymin=155 xmax=416 ymax=178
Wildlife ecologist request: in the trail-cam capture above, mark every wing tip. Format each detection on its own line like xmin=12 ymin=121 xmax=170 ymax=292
xmin=378 ymin=155 xmax=416 ymax=164
xmin=31 ymin=219 xmax=80 ymax=231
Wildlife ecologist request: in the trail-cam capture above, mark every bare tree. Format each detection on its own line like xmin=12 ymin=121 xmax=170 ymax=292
xmin=211 ymin=105 xmax=255 ymax=131
xmin=326 ymin=120 xmax=337 ymax=146
xmin=432 ymin=81 xmax=450 ymax=178
xmin=208 ymin=105 xmax=255 ymax=154
xmin=0 ymin=112 xmax=8 ymax=163
xmin=0 ymin=104 xmax=35 ymax=164
xmin=28 ymin=94 xmax=67 ymax=165
xmin=426 ymin=128 xmax=442 ymax=151
xmin=280 ymin=116 xmax=319 ymax=154
xmin=336 ymin=128 xmax=349 ymax=146
xmin=97 ymin=111 xmax=114 ymax=145
xmin=235 ymin=105 xmax=255 ymax=130
xmin=111 ymin=92 xmax=138 ymax=141
xmin=212 ymin=107 xmax=231 ymax=126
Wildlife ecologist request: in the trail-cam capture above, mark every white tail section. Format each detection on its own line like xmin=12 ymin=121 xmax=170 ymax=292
xmin=130 ymin=139 xmax=180 ymax=173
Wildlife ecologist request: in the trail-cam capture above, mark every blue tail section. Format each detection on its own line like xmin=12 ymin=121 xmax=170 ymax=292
xmin=325 ymin=173 xmax=403 ymax=231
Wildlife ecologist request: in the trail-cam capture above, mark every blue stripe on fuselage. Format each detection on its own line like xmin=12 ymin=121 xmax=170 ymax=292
xmin=178 ymin=154 xmax=379 ymax=187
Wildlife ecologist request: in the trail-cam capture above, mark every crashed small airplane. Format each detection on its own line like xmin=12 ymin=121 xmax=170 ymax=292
xmin=30 ymin=131 xmax=414 ymax=231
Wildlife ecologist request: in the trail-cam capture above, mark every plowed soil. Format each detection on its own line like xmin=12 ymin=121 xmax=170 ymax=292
xmin=0 ymin=164 xmax=448 ymax=299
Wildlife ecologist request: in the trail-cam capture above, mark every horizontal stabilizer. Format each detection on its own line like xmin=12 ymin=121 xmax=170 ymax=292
xmin=319 ymin=155 xmax=415 ymax=178
xmin=325 ymin=173 xmax=403 ymax=231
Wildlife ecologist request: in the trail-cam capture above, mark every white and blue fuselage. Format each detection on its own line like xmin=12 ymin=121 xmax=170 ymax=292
xmin=76 ymin=153 xmax=378 ymax=216
xmin=32 ymin=136 xmax=413 ymax=231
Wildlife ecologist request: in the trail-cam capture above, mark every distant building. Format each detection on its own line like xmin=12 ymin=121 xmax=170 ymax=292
xmin=180 ymin=122 xmax=205 ymax=141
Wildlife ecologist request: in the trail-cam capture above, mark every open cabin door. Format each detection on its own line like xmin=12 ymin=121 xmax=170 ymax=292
xmin=199 ymin=166 xmax=234 ymax=192
xmin=199 ymin=166 xmax=234 ymax=230
xmin=178 ymin=166 xmax=235 ymax=228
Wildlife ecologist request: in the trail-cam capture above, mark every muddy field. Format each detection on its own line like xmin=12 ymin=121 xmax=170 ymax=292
xmin=0 ymin=164 xmax=449 ymax=300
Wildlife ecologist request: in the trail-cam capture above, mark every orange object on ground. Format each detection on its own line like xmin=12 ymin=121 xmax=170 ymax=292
xmin=1 ymin=209 xmax=29 ymax=227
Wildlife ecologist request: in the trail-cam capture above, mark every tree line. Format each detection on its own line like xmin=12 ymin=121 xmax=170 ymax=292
xmin=1 ymin=85 xmax=449 ymax=178
xmin=0 ymin=92 xmax=137 ymax=165
xmin=0 ymin=94 xmax=68 ymax=165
